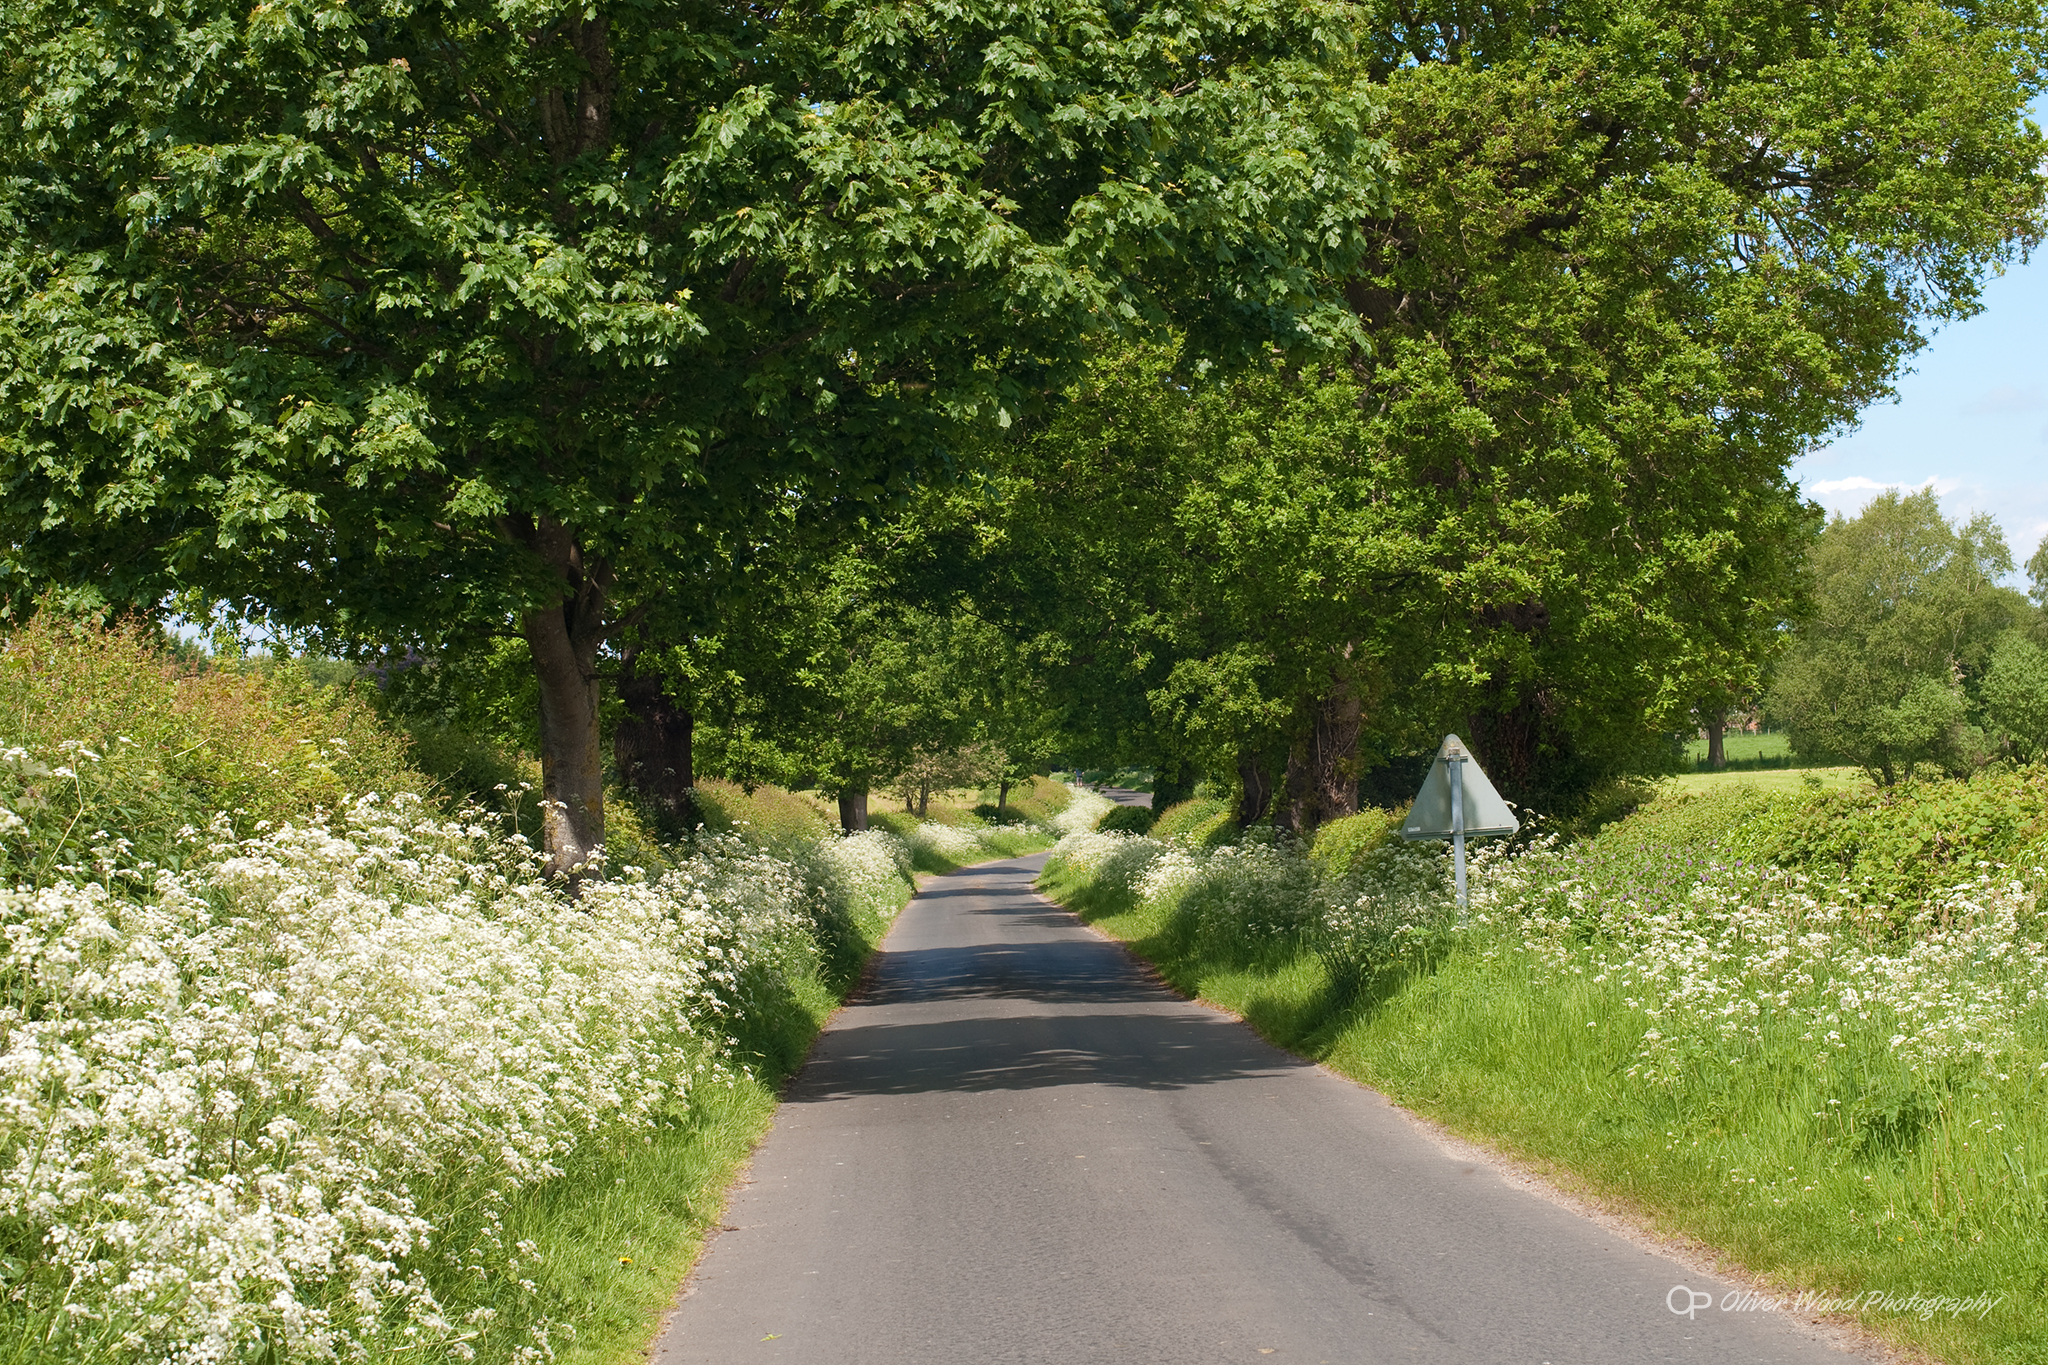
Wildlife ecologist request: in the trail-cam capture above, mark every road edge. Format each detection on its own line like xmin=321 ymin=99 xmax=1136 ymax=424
xmin=1035 ymin=876 xmax=1935 ymax=1365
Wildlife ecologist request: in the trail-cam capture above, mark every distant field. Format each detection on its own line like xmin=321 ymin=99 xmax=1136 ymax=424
xmin=1681 ymin=731 xmax=1791 ymax=766
xmin=1663 ymin=766 xmax=1868 ymax=794
xmin=1671 ymin=729 xmax=1866 ymax=792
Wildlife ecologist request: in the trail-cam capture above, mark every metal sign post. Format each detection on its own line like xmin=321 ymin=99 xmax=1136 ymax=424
xmin=1401 ymin=735 xmax=1516 ymax=912
xmin=1448 ymin=751 xmax=1467 ymax=910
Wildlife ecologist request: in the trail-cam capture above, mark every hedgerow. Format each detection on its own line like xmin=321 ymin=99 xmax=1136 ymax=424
xmin=0 ymin=625 xmax=919 ymax=1364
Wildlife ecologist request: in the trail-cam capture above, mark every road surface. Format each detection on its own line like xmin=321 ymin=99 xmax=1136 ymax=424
xmin=655 ymin=853 xmax=1865 ymax=1365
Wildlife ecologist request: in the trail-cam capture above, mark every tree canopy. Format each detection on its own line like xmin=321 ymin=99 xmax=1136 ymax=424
xmin=0 ymin=0 xmax=1387 ymax=868
xmin=3 ymin=0 xmax=2045 ymax=846
xmin=972 ymin=0 xmax=2048 ymax=822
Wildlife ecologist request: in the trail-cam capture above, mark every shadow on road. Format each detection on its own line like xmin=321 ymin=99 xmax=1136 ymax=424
xmin=780 ymin=851 xmax=1313 ymax=1099
xmin=856 ymin=938 xmax=1166 ymax=1007
xmin=788 ymin=1005 xmax=1304 ymax=1100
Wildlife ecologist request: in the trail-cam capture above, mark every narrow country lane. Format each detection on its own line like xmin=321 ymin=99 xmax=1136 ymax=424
xmin=654 ymin=852 xmax=1867 ymax=1365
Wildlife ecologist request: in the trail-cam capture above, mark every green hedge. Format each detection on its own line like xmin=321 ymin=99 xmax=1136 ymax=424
xmin=1307 ymin=808 xmax=1404 ymax=881
xmin=1096 ymin=803 xmax=1155 ymax=835
xmin=1587 ymin=765 xmax=2048 ymax=923
xmin=1151 ymin=797 xmax=1230 ymax=841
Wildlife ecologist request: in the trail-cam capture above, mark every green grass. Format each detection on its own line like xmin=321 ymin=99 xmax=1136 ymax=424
xmin=1683 ymin=731 xmax=1793 ymax=766
xmin=505 ymin=1077 xmax=788 ymax=1365
xmin=1663 ymin=766 xmax=1870 ymax=794
xmin=483 ymin=867 xmax=911 ymax=1365
xmin=1037 ymin=859 xmax=2048 ymax=1365
xmin=868 ymin=806 xmax=1057 ymax=875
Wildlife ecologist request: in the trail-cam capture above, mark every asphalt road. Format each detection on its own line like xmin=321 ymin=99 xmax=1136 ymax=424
xmin=654 ymin=853 xmax=1866 ymax=1365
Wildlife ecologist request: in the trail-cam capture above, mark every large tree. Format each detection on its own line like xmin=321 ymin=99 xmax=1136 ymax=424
xmin=985 ymin=0 xmax=2048 ymax=825
xmin=0 ymin=0 xmax=1385 ymax=872
xmin=1767 ymin=488 xmax=2030 ymax=782
xmin=1323 ymin=0 xmax=2047 ymax=808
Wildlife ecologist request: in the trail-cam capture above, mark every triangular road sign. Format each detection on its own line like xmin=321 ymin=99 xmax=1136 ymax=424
xmin=1400 ymin=734 xmax=1519 ymax=840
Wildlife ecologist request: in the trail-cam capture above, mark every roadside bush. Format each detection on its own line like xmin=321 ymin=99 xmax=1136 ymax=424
xmin=0 ymin=617 xmax=423 ymax=861
xmin=0 ymin=783 xmax=879 ymax=1365
xmin=1150 ymin=797 xmax=1229 ymax=842
xmin=1000 ymin=775 xmax=1073 ymax=826
xmin=1580 ymin=783 xmax=1782 ymax=861
xmin=1558 ymin=775 xmax=1656 ymax=838
xmin=1045 ymin=827 xmax=1164 ymax=905
xmin=1753 ymin=765 xmax=2048 ymax=915
xmin=1163 ymin=840 xmax=1318 ymax=954
xmin=1096 ymin=803 xmax=1155 ymax=835
xmin=864 ymin=809 xmax=1052 ymax=873
xmin=1307 ymin=808 xmax=1403 ymax=881
xmin=402 ymin=722 xmax=537 ymax=812
xmin=1185 ymin=810 xmax=1241 ymax=848
xmin=1052 ymin=787 xmax=1115 ymax=835
xmin=694 ymin=778 xmax=834 ymax=847
xmin=0 ymin=624 xmax=920 ymax=1365
xmin=1591 ymin=767 xmax=2048 ymax=923
xmin=904 ymin=819 xmax=985 ymax=864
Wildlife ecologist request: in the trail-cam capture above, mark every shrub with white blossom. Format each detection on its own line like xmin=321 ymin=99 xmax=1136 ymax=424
xmin=1048 ymin=814 xmax=2048 ymax=1100
xmin=1050 ymin=788 xmax=1115 ymax=837
xmin=0 ymin=762 xmax=913 ymax=1364
xmin=903 ymin=821 xmax=986 ymax=865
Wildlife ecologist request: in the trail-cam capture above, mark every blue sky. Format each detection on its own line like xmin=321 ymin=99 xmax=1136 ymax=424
xmin=1792 ymin=242 xmax=2048 ymax=574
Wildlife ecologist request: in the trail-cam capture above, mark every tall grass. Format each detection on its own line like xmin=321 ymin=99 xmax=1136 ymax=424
xmin=0 ymin=616 xmax=423 ymax=856
xmin=1040 ymin=780 xmax=2048 ymax=1364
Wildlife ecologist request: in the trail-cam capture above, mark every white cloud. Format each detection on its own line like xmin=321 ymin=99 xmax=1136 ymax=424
xmin=1807 ymin=475 xmax=1892 ymax=496
xmin=1806 ymin=475 xmax=1959 ymax=499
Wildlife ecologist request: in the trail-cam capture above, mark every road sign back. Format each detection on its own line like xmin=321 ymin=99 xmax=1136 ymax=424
xmin=1400 ymin=734 xmax=1519 ymax=841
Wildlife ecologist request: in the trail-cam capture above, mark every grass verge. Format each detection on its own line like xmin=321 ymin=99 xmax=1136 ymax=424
xmin=1664 ymin=766 xmax=1870 ymax=794
xmin=870 ymin=807 xmax=1057 ymax=874
xmin=1036 ymin=859 xmax=2048 ymax=1365
xmin=512 ymin=864 xmax=910 ymax=1365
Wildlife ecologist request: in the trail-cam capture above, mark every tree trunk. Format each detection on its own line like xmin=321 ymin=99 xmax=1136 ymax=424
xmin=916 ymin=778 xmax=930 ymax=819
xmin=615 ymin=647 xmax=696 ymax=834
xmin=838 ymin=784 xmax=870 ymax=832
xmin=997 ymin=776 xmax=1012 ymax=816
xmin=511 ymin=516 xmax=613 ymax=882
xmin=1704 ymin=712 xmax=1727 ymax=770
xmin=1151 ymin=761 xmax=1196 ymax=814
xmin=1467 ymin=698 xmax=1535 ymax=803
xmin=1279 ymin=677 xmax=1361 ymax=835
xmin=1235 ymin=750 xmax=1274 ymax=826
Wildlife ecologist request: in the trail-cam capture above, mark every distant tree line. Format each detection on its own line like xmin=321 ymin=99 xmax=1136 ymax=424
xmin=1767 ymin=490 xmax=2048 ymax=784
